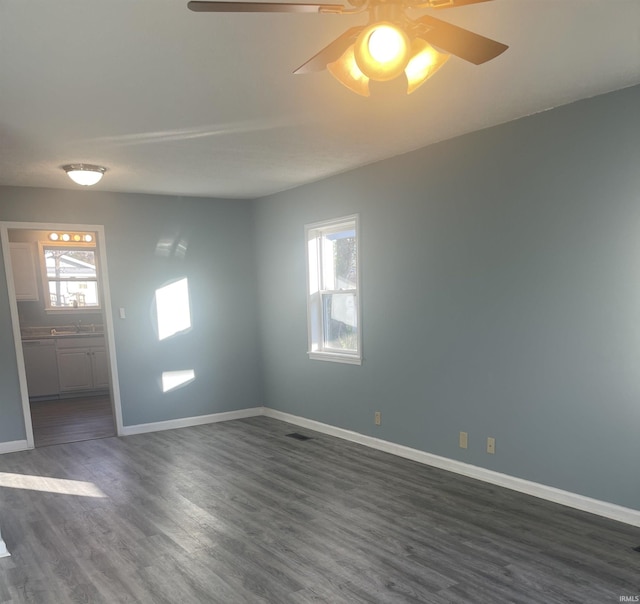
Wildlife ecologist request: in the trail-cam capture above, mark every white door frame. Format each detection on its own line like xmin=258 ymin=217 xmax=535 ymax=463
xmin=0 ymin=221 xmax=124 ymax=448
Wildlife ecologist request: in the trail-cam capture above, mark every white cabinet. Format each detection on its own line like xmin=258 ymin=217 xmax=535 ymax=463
xmin=10 ymin=242 xmax=40 ymax=301
xmin=22 ymin=339 xmax=59 ymax=398
xmin=91 ymin=347 xmax=110 ymax=389
xmin=56 ymin=336 xmax=109 ymax=393
xmin=57 ymin=348 xmax=93 ymax=391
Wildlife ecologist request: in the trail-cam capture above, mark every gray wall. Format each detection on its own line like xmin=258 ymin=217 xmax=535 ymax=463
xmin=253 ymin=84 xmax=640 ymax=510
xmin=0 ymin=188 xmax=263 ymax=433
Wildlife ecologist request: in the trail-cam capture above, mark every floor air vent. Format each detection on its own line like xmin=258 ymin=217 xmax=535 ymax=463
xmin=286 ymin=433 xmax=312 ymax=441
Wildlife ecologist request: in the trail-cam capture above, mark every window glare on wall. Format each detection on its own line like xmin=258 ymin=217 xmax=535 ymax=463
xmin=155 ymin=277 xmax=191 ymax=341
xmin=162 ymin=369 xmax=196 ymax=393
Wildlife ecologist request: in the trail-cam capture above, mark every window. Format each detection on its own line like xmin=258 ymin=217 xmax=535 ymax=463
xmin=39 ymin=242 xmax=100 ymax=310
xmin=306 ymin=215 xmax=361 ymax=364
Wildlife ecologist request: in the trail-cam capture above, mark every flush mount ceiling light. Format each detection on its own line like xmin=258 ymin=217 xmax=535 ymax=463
xmin=62 ymin=164 xmax=107 ymax=186
xmin=188 ymin=0 xmax=508 ymax=97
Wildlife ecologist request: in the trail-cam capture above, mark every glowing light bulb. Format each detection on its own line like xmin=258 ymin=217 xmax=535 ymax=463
xmin=354 ymin=22 xmax=410 ymax=81
xmin=368 ymin=25 xmax=405 ymax=65
xmin=327 ymin=44 xmax=371 ymax=97
xmin=405 ymin=39 xmax=450 ymax=94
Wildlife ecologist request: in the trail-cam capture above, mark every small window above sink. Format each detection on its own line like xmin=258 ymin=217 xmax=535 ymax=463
xmin=38 ymin=237 xmax=101 ymax=313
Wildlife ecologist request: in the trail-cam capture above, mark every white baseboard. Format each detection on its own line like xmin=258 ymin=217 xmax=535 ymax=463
xmin=120 ymin=407 xmax=263 ymax=436
xmin=0 ymin=440 xmax=29 ymax=454
xmin=262 ymin=408 xmax=640 ymax=528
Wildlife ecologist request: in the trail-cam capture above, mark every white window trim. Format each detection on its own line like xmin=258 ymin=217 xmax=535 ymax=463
xmin=305 ymin=214 xmax=362 ymax=365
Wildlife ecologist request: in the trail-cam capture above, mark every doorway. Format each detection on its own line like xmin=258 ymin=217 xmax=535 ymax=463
xmin=1 ymin=222 xmax=123 ymax=449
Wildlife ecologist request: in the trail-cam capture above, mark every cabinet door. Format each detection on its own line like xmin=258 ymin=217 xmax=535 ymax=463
xmin=57 ymin=349 xmax=93 ymax=391
xmin=22 ymin=340 xmax=59 ymax=397
xmin=10 ymin=243 xmax=40 ymax=301
xmin=90 ymin=347 xmax=110 ymax=389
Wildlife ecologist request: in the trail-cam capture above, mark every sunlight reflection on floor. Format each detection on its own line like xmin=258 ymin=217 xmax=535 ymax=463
xmin=0 ymin=472 xmax=106 ymax=497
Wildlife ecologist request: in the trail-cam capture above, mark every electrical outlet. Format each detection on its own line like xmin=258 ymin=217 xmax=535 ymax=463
xmin=459 ymin=431 xmax=468 ymax=449
xmin=487 ymin=437 xmax=496 ymax=454
xmin=374 ymin=411 xmax=381 ymax=426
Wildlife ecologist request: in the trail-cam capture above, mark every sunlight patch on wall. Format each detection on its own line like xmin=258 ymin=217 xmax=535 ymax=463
xmin=0 ymin=472 xmax=106 ymax=498
xmin=156 ymin=277 xmax=191 ymax=340
xmin=162 ymin=369 xmax=196 ymax=393
xmin=155 ymin=235 xmax=188 ymax=260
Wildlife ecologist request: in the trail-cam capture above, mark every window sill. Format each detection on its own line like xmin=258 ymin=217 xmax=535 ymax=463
xmin=308 ymin=351 xmax=362 ymax=366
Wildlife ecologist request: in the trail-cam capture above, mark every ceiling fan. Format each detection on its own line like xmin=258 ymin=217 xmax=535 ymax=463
xmin=187 ymin=0 xmax=508 ymax=96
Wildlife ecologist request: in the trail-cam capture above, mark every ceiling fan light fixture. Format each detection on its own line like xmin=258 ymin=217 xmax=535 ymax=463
xmin=405 ymin=39 xmax=450 ymax=94
xmin=354 ymin=22 xmax=410 ymax=81
xmin=62 ymin=164 xmax=106 ymax=186
xmin=188 ymin=0 xmax=508 ymax=98
xmin=327 ymin=44 xmax=371 ymax=97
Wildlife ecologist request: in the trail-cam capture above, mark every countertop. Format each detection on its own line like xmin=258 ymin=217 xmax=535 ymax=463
xmin=21 ymin=326 xmax=105 ymax=340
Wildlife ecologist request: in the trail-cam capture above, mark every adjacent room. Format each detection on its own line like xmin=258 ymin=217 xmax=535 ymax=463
xmin=7 ymin=227 xmax=115 ymax=448
xmin=1 ymin=1 xmax=640 ymax=602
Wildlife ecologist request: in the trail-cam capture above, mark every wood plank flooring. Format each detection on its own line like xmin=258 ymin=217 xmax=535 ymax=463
xmin=0 ymin=416 xmax=639 ymax=603
xmin=30 ymin=395 xmax=116 ymax=448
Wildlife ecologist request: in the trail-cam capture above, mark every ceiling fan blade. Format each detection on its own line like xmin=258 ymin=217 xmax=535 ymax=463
xmin=294 ymin=26 xmax=364 ymax=74
xmin=415 ymin=15 xmax=507 ymax=65
xmin=426 ymin=0 xmax=494 ymax=8
xmin=188 ymin=1 xmax=344 ymax=13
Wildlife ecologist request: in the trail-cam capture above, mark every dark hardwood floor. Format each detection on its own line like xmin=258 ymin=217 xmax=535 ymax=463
xmin=30 ymin=395 xmax=116 ymax=448
xmin=0 ymin=416 xmax=639 ymax=603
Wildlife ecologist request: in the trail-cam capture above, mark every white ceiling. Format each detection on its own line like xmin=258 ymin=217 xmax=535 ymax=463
xmin=1 ymin=0 xmax=639 ymax=199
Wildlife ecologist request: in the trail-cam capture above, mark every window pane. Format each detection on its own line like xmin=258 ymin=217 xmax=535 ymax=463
xmin=45 ymin=249 xmax=97 ymax=279
xmin=323 ymin=230 xmax=357 ymax=290
xmin=322 ymin=293 xmax=357 ymax=351
xmin=49 ymin=281 xmax=100 ymax=308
